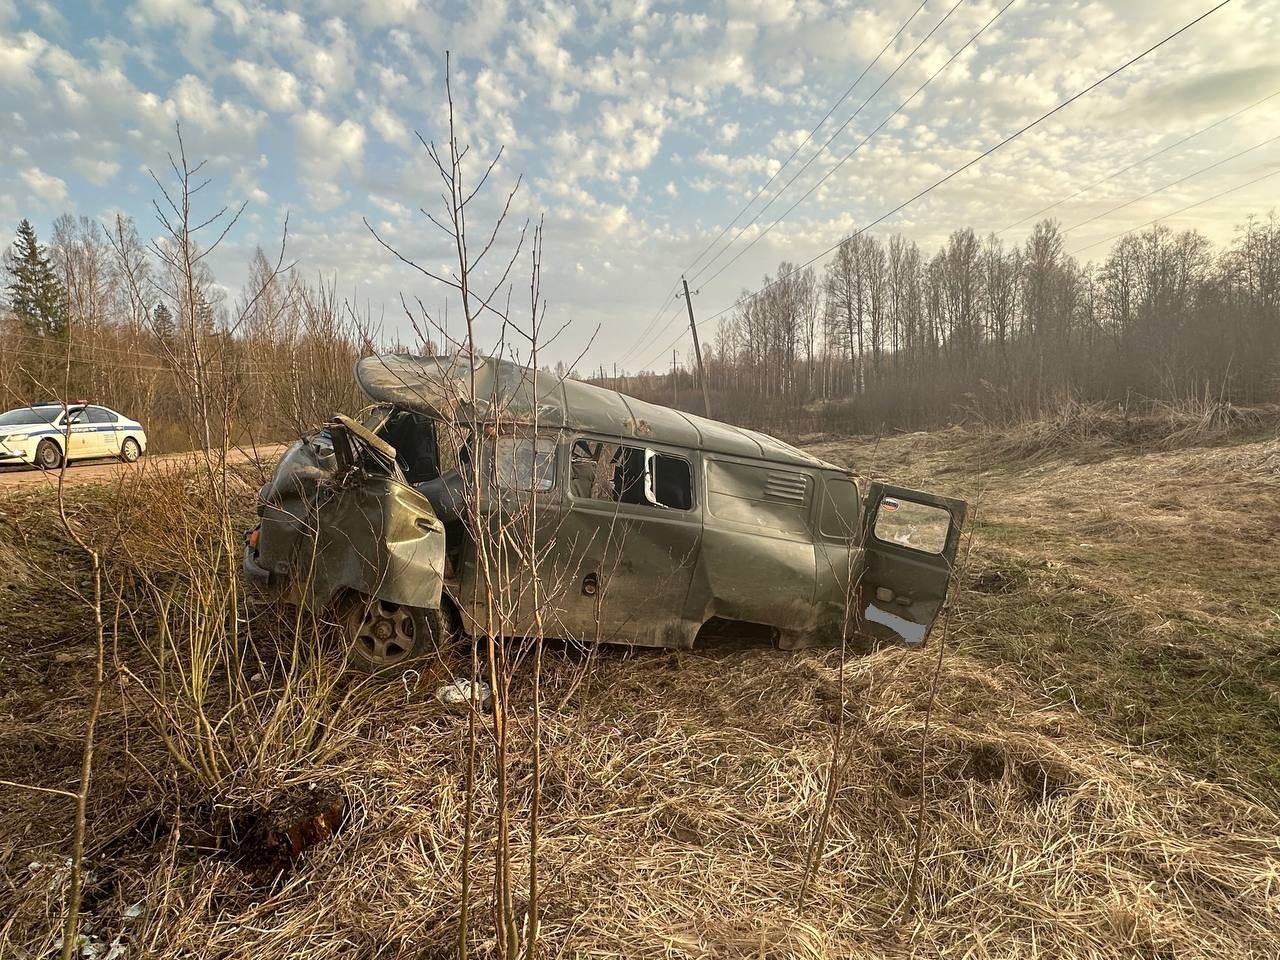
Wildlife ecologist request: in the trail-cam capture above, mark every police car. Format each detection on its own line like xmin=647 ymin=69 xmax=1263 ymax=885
xmin=0 ymin=402 xmax=148 ymax=470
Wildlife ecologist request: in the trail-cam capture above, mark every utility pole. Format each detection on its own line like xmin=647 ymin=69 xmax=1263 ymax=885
xmin=672 ymin=350 xmax=679 ymax=407
xmin=680 ymin=276 xmax=712 ymax=418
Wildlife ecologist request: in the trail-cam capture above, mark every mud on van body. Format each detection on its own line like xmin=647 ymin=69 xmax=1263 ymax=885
xmin=243 ymin=354 xmax=967 ymax=675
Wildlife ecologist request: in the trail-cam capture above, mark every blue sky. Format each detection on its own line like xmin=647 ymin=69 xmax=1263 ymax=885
xmin=2 ymin=0 xmax=1278 ymax=372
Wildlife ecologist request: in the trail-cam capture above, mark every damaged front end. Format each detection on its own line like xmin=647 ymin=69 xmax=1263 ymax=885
xmin=244 ymin=414 xmax=447 ymax=672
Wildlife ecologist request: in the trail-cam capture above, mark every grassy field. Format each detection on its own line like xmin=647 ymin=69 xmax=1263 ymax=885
xmin=1 ymin=417 xmax=1278 ymax=958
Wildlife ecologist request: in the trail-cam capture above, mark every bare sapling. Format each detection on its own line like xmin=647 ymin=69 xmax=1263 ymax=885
xmin=903 ymin=489 xmax=979 ymax=915
xmin=364 ymin=55 xmax=607 ymax=958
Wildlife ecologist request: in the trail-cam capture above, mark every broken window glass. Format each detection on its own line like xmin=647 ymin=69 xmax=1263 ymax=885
xmin=494 ymin=435 xmax=556 ymax=492
xmin=570 ymin=438 xmax=692 ymax=510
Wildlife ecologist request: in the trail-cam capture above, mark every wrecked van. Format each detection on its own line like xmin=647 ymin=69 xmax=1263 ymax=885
xmin=244 ymin=354 xmax=967 ymax=674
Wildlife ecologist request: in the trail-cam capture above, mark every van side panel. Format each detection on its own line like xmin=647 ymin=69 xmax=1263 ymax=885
xmin=517 ymin=434 xmax=705 ymax=649
xmin=692 ymin=457 xmax=820 ymax=642
xmin=808 ymin=474 xmax=865 ymax=649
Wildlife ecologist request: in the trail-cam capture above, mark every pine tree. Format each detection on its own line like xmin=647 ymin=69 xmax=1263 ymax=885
xmin=151 ymin=302 xmax=175 ymax=343
xmin=5 ymin=219 xmax=68 ymax=340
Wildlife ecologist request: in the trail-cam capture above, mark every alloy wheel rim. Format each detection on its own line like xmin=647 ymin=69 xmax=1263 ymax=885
xmin=346 ymin=596 xmax=416 ymax=665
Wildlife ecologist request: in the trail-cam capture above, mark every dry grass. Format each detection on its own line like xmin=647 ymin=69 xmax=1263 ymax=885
xmin=3 ymin=424 xmax=1280 ymax=958
xmin=963 ymin=396 xmax=1278 ymax=463
xmin=808 ymin=426 xmax=1280 ymax=801
xmin=7 ymin=647 xmax=1280 ymax=958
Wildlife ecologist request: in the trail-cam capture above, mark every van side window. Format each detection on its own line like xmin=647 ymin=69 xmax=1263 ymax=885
xmin=819 ymin=477 xmax=859 ymax=539
xmin=494 ymin=435 xmax=556 ymax=492
xmin=706 ymin=460 xmax=810 ymax=536
xmin=570 ymin=438 xmax=692 ymax=510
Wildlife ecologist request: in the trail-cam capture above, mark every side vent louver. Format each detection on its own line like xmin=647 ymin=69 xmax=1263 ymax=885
xmin=764 ymin=471 xmax=807 ymax=503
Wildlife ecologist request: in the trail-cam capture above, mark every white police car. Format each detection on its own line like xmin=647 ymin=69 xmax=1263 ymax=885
xmin=0 ymin=403 xmax=148 ymax=470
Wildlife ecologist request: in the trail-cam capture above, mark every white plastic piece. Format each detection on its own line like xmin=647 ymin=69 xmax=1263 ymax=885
xmin=866 ymin=604 xmax=928 ymax=645
xmin=436 ymin=678 xmax=492 ymax=708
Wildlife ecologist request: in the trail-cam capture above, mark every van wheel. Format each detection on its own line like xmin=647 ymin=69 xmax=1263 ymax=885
xmin=35 ymin=439 xmax=62 ymax=471
xmin=338 ymin=591 xmax=436 ymax=677
xmin=120 ymin=437 xmax=142 ymax=463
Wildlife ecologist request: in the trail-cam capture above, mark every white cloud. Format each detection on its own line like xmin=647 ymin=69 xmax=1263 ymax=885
xmin=719 ymin=121 xmax=739 ymax=144
xmin=129 ymin=0 xmax=215 ymax=31
xmin=293 ymin=108 xmax=365 ymax=207
xmin=695 ymin=148 xmax=778 ymax=179
xmin=229 ymin=60 xmax=300 ymax=112
xmin=373 ymin=64 xmax=408 ymax=95
xmin=357 ymin=0 xmax=420 ymax=28
xmin=33 ymin=1 xmax=68 ymax=34
xmin=71 ymin=157 xmax=121 ymax=184
xmin=548 ymin=86 xmax=579 ymax=112
xmin=170 ymin=74 xmax=264 ymax=135
xmin=0 ymin=30 xmax=46 ymax=88
xmin=521 ymin=2 xmax=574 ymax=81
xmin=128 ymin=0 xmax=217 ymax=64
xmin=370 ymin=105 xmax=410 ymax=144
xmin=20 ymin=166 xmax=68 ymax=204
xmin=296 ymin=17 xmax=356 ymax=98
xmin=369 ymin=194 xmax=408 ymax=217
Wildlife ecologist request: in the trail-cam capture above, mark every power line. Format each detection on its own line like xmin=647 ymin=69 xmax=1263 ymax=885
xmin=1061 ymin=132 xmax=1280 ymax=233
xmin=1067 ymin=165 xmax=1280 ymax=255
xmin=999 ymin=87 xmax=1280 ymax=233
xmin=639 ymin=322 xmax=693 ymax=374
xmin=697 ymin=0 xmax=1236 ymax=329
xmin=695 ymin=0 xmax=1016 ymax=292
xmin=4 ymin=331 xmax=280 ymax=369
xmin=612 ymin=280 xmax=681 ymax=369
xmin=683 ymin=0 xmax=932 ymax=280
xmin=636 ymin=0 xmax=978 ymax=368
xmin=688 ymin=0 xmax=971 ymax=288
xmin=628 ymin=300 xmax=690 ymax=371
xmin=616 ymin=0 xmax=932 ymax=370
xmin=2 ymin=345 xmax=191 ymax=375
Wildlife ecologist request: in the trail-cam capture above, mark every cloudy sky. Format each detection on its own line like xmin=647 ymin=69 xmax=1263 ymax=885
xmin=2 ymin=0 xmax=1278 ymax=372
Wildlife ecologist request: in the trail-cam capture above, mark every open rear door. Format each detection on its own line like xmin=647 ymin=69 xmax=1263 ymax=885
xmin=858 ymin=482 xmax=967 ymax=647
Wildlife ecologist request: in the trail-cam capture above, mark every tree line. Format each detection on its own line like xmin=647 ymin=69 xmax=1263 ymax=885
xmin=5 ymin=203 xmax=1277 ymax=449
xmin=1 ymin=213 xmax=367 ymax=452
xmin=622 ymin=213 xmax=1280 ymax=434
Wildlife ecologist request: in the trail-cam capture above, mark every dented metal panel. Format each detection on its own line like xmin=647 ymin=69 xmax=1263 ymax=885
xmin=249 ymin=429 xmax=445 ymax=613
xmin=356 ymin=353 xmax=833 ymax=469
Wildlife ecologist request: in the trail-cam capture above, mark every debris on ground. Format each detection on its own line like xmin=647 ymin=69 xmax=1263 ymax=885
xmin=232 ymin=787 xmax=349 ymax=876
xmin=436 ymin=678 xmax=492 ymax=710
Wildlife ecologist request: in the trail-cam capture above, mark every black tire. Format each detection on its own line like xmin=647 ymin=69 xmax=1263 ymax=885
xmin=120 ymin=437 xmax=142 ymax=463
xmin=338 ymin=591 xmax=441 ymax=678
xmin=35 ymin=438 xmax=62 ymax=471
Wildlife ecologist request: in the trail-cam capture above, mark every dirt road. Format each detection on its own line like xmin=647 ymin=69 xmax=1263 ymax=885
xmin=0 ymin=444 xmax=288 ymax=489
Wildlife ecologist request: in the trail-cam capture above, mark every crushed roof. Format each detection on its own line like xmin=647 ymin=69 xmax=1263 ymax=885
xmin=356 ymin=353 xmax=840 ymax=470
